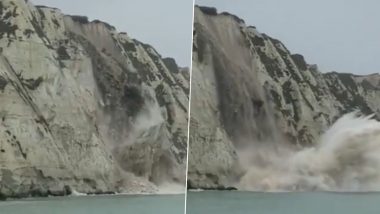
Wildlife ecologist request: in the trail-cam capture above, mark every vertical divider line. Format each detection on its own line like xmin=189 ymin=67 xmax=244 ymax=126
xmin=184 ymin=1 xmax=196 ymax=214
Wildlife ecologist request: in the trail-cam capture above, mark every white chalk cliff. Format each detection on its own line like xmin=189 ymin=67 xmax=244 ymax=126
xmin=0 ymin=0 xmax=188 ymax=198
xmin=188 ymin=6 xmax=380 ymax=189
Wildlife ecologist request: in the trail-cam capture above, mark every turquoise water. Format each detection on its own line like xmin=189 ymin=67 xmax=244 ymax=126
xmin=186 ymin=191 xmax=380 ymax=214
xmin=0 ymin=194 xmax=185 ymax=214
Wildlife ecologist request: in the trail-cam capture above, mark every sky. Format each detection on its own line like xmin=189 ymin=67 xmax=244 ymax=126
xmin=31 ymin=0 xmax=194 ymax=67
xmin=196 ymin=0 xmax=380 ymax=75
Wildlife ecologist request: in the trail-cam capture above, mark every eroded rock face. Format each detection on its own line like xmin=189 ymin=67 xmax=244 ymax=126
xmin=188 ymin=6 xmax=380 ymax=189
xmin=0 ymin=0 xmax=188 ymax=197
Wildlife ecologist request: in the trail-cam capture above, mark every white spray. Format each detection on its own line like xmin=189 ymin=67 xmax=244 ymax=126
xmin=237 ymin=112 xmax=380 ymax=192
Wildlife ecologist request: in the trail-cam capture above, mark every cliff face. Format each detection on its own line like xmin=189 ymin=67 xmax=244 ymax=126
xmin=0 ymin=0 xmax=188 ymax=197
xmin=188 ymin=6 xmax=380 ymax=189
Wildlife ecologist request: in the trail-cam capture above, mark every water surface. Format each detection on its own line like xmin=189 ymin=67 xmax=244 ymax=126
xmin=0 ymin=194 xmax=185 ymax=214
xmin=187 ymin=191 xmax=380 ymax=214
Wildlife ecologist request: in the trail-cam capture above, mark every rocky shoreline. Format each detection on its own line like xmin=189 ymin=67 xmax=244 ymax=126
xmin=187 ymin=180 xmax=237 ymax=191
xmin=0 ymin=185 xmax=123 ymax=201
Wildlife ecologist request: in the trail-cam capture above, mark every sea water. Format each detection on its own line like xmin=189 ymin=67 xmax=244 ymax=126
xmin=186 ymin=191 xmax=380 ymax=214
xmin=0 ymin=194 xmax=185 ymax=214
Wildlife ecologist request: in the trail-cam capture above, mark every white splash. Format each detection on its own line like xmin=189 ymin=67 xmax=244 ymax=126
xmin=70 ymin=189 xmax=87 ymax=196
xmin=237 ymin=112 xmax=380 ymax=192
xmin=157 ymin=182 xmax=186 ymax=195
